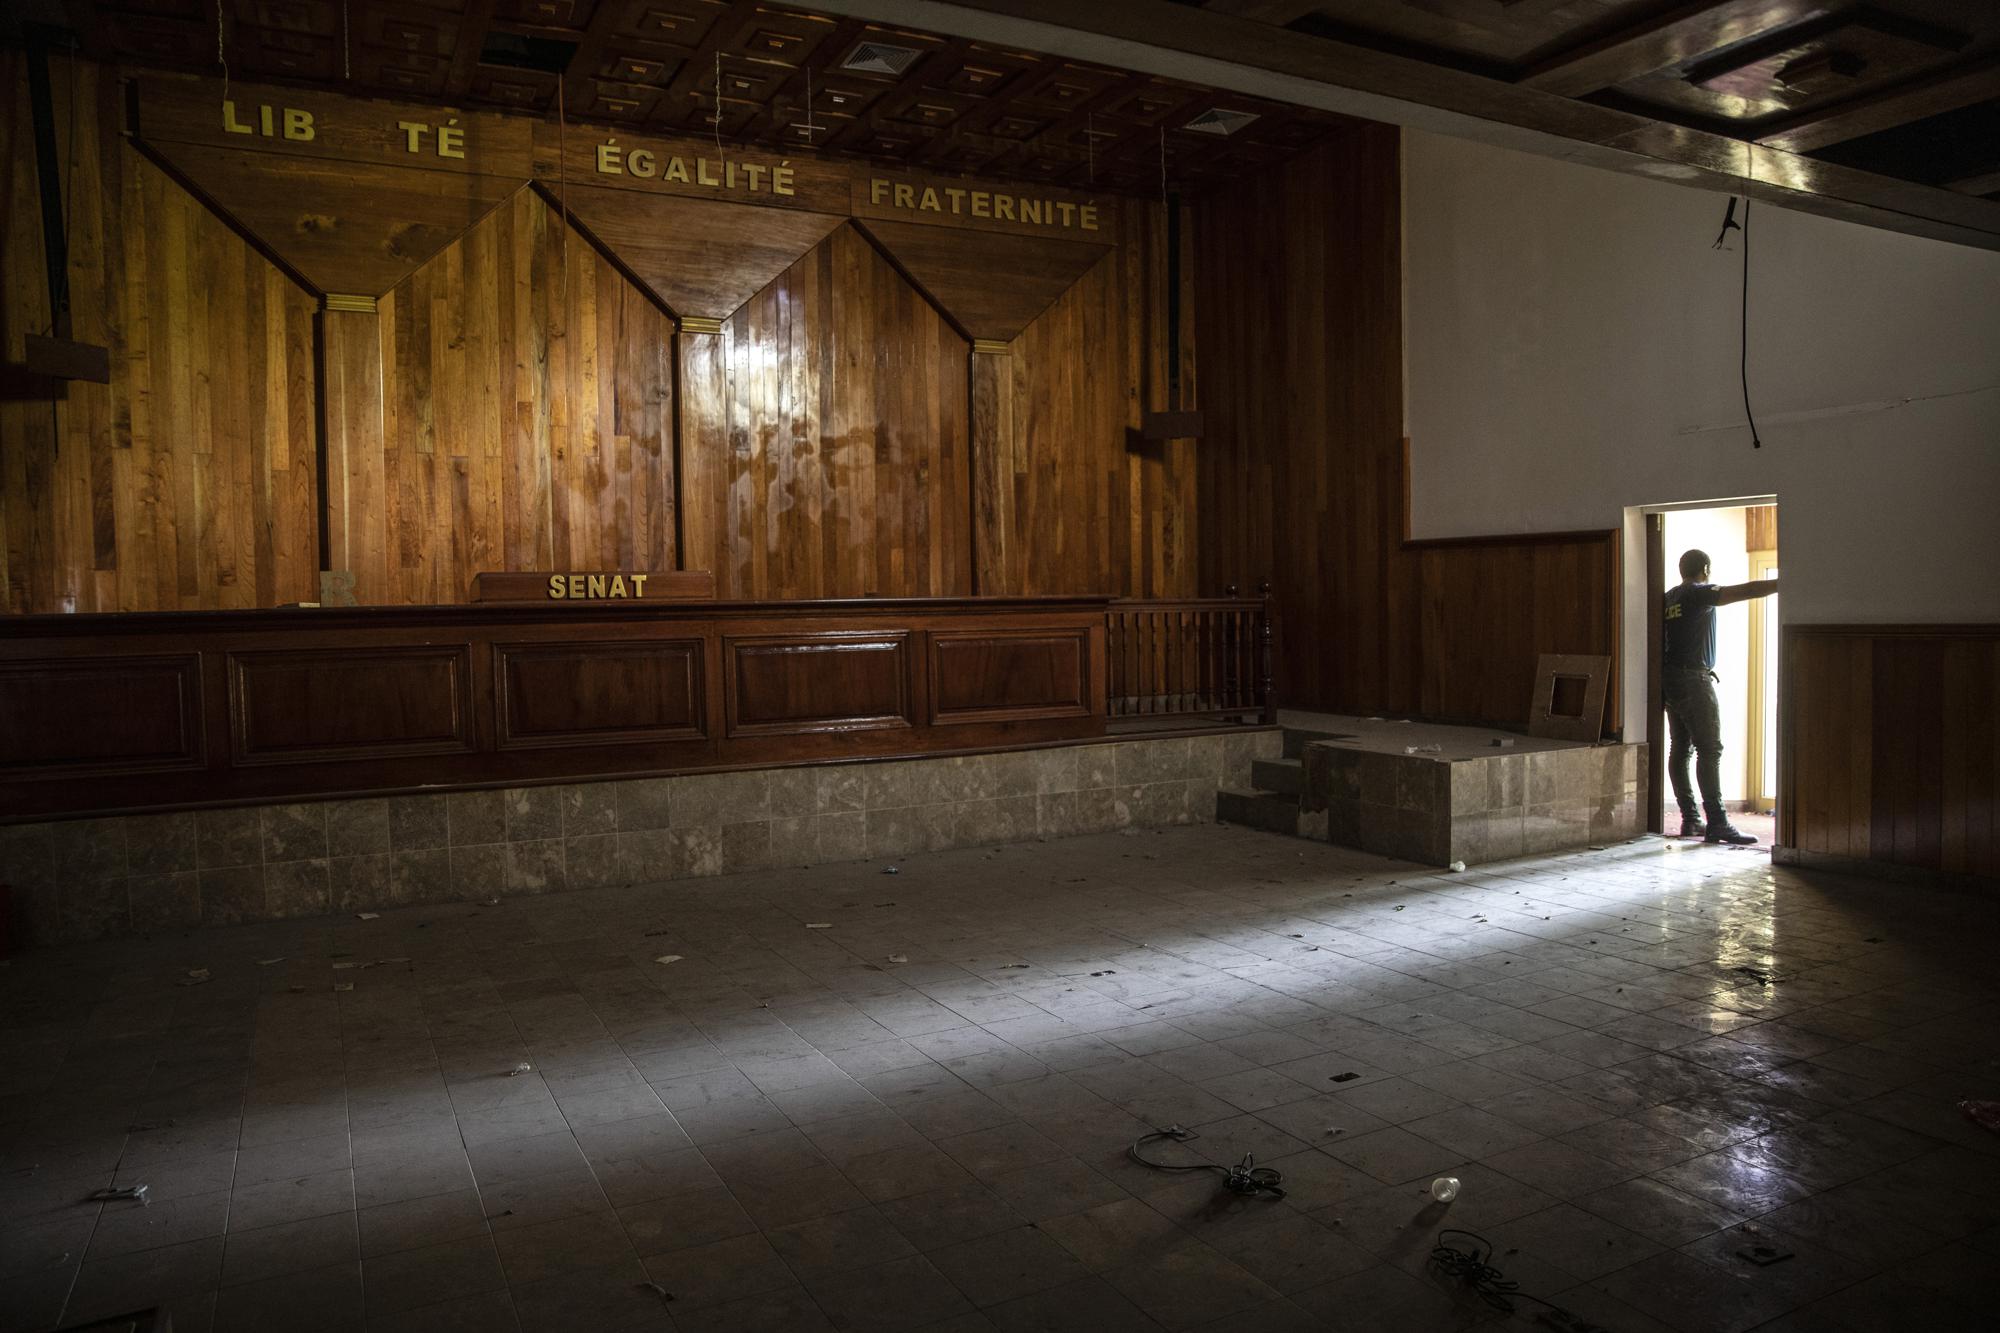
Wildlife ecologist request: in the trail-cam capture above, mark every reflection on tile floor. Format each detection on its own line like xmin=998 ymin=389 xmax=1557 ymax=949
xmin=2 ymin=824 xmax=1996 ymax=1332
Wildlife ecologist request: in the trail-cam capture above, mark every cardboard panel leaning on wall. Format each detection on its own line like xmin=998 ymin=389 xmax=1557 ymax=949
xmin=1 ymin=55 xmax=319 ymax=615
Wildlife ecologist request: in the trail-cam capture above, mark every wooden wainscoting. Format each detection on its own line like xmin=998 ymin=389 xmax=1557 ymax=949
xmin=0 ymin=598 xmax=1110 ymax=819
xmin=1194 ymin=123 xmax=1619 ymax=731
xmin=1780 ymin=624 xmax=1998 ymax=879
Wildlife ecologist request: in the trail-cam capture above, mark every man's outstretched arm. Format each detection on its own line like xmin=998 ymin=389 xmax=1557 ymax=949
xmin=1712 ymin=578 xmax=1779 ymax=605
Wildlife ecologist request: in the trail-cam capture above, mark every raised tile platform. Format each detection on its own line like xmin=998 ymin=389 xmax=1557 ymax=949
xmin=1222 ymin=715 xmax=1644 ymax=866
xmin=0 ymin=731 xmax=1280 ymax=945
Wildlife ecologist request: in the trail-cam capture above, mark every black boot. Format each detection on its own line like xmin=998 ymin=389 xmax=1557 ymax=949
xmin=1703 ymin=809 xmax=1756 ymax=845
xmin=1677 ymin=813 xmax=1706 ymax=838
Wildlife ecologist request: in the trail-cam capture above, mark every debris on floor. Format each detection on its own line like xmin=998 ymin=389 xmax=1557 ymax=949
xmin=257 ymin=957 xmax=286 ymax=966
xmin=804 ymin=922 xmax=832 ymax=930
xmin=1736 ymin=1240 xmax=1800 ymax=1264
xmin=509 ymin=1063 xmax=533 ymax=1076
xmin=886 ymin=954 xmax=908 ymax=964
xmin=1960 ymin=1099 xmax=2000 ymax=1134
xmin=1330 ymin=1071 xmax=1359 ymax=1082
xmin=653 ymin=954 xmax=683 ymax=965
xmin=87 ymin=1185 xmax=148 ymax=1205
xmin=178 ymin=968 xmax=210 ymax=986
xmin=1404 ymin=744 xmax=1442 ymax=755
xmin=882 ymin=866 xmax=899 ymax=875
xmin=1448 ymin=860 xmax=1466 ymax=872
xmin=355 ymin=912 xmax=380 ymax=920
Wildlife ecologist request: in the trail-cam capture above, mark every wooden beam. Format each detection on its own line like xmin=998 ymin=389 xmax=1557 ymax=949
xmin=1200 ymin=1 xmax=1321 ymax=22
xmin=1948 ymin=167 xmax=2000 ymax=198
xmin=444 ymin=0 xmax=499 ymax=99
xmin=1521 ymin=1 xmax=1829 ymax=97
xmin=1756 ymin=56 xmax=2000 ymax=153
xmin=1519 ymin=1 xmax=1831 ymax=98
xmin=801 ymin=0 xmax=2000 ymax=251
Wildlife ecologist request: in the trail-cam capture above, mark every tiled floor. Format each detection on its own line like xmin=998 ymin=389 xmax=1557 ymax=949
xmin=2 ymin=824 xmax=1996 ymax=1333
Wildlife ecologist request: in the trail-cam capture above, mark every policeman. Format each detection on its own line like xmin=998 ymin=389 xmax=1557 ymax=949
xmin=1663 ymin=548 xmax=1780 ymax=844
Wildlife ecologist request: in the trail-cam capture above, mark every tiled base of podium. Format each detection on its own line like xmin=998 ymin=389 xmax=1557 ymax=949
xmin=0 ymin=732 xmax=1280 ymax=945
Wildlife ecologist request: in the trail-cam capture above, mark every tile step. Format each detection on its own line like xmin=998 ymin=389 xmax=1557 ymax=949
xmin=1250 ymin=757 xmax=1302 ymax=796
xmin=1216 ymin=787 xmax=1301 ymax=836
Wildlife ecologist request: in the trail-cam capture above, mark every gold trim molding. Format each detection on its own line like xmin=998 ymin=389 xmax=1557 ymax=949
xmin=679 ymin=316 xmax=725 ymax=336
xmin=970 ymin=339 xmax=1011 ymax=356
xmin=322 ymin=293 xmax=377 ymax=313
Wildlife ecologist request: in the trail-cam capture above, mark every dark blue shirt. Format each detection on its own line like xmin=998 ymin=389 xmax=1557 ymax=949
xmin=1663 ymin=582 xmax=1721 ymax=671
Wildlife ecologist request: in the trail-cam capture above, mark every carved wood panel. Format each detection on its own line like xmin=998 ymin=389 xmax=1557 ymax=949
xmin=494 ymin=638 xmax=707 ymax=749
xmin=724 ymin=630 xmax=913 ymax=736
xmin=0 ymin=655 xmax=204 ymax=775
xmin=928 ymin=628 xmax=1095 ymax=724
xmin=228 ymin=644 xmax=476 ymax=764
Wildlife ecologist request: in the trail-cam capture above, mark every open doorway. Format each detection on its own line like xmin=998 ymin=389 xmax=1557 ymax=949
xmin=1639 ymin=499 xmax=1780 ymax=841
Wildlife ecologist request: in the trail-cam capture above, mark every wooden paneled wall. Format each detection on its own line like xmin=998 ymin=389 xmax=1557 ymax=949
xmin=1 ymin=55 xmax=319 ymax=614
xmin=345 ymin=189 xmax=677 ymax=605
xmin=1193 ymin=124 xmax=1618 ymax=726
xmin=712 ymin=225 xmax=969 ymax=600
xmin=977 ymin=203 xmax=1199 ymax=599
xmin=1781 ymin=625 xmax=1998 ymax=879
xmin=3 ymin=58 xmax=1197 ymax=614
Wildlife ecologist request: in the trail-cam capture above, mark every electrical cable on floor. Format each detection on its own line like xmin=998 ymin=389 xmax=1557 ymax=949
xmin=1430 ymin=1229 xmax=1614 ymax=1332
xmin=1127 ymin=1125 xmax=1285 ymax=1199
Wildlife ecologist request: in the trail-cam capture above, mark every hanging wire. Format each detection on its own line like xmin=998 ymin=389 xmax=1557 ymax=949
xmin=342 ymin=0 xmax=351 ymax=81
xmin=37 ymin=37 xmax=82 ymax=343
xmin=1087 ymin=112 xmax=1095 ymax=186
xmin=803 ymin=66 xmax=817 ymax=143
xmin=553 ymin=71 xmax=571 ymax=574
xmin=60 ymin=37 xmax=77 ymax=295
xmin=1158 ymin=124 xmax=1168 ymax=207
xmin=713 ymin=51 xmax=726 ymax=162
xmin=216 ymin=0 xmax=229 ymax=105
xmin=1740 ymin=161 xmax=1762 ymax=449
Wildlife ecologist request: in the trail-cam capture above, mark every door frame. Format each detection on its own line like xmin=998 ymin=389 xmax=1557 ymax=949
xmin=1633 ymin=495 xmax=1777 ymax=835
xmin=1744 ymin=548 xmax=1779 ymax=810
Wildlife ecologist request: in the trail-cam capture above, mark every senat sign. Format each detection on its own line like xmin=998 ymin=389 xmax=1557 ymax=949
xmin=545 ymin=573 xmax=654 ymax=600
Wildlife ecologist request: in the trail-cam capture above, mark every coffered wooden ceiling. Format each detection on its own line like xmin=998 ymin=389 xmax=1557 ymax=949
xmin=22 ymin=0 xmax=1349 ymax=196
xmin=1233 ymin=0 xmax=2000 ymax=195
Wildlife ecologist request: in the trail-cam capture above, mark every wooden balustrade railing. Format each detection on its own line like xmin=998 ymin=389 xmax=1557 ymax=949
xmin=1107 ymin=585 xmax=1275 ymax=725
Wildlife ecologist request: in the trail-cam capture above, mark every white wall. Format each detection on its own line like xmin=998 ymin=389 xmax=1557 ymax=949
xmin=1403 ymin=129 xmax=2000 ymax=633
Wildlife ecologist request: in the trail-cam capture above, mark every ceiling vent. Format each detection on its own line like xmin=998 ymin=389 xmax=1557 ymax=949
xmin=840 ymin=41 xmax=924 ymax=77
xmin=1184 ymin=107 xmax=1258 ymax=136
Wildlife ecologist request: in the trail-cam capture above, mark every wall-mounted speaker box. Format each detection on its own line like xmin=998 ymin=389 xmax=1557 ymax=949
xmin=1136 ymin=410 xmax=1204 ymax=441
xmin=25 ymin=334 xmax=111 ymax=383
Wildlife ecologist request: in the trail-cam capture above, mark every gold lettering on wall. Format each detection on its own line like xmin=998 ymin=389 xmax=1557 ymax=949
xmin=399 ymin=119 xmax=468 ymax=158
xmin=545 ymin=573 xmax=651 ymax=600
xmin=865 ymin=176 xmax=1101 ymax=233
xmin=223 ymin=100 xmax=316 ymax=141
xmin=593 ymin=137 xmax=796 ymax=197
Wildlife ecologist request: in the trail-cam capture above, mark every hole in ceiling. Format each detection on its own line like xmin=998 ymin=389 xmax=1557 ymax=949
xmin=1186 ymin=108 xmax=1259 ymax=136
xmin=480 ymin=31 xmax=578 ymax=74
xmin=840 ymin=41 xmax=924 ymax=77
